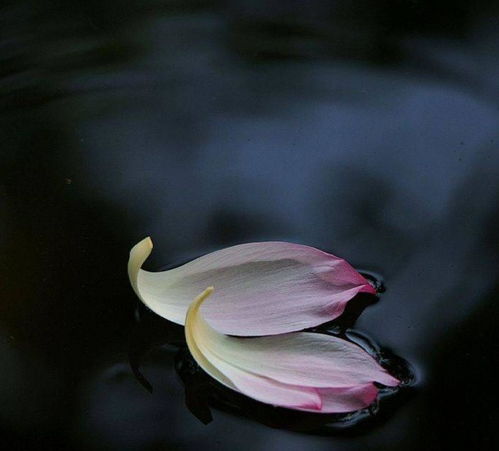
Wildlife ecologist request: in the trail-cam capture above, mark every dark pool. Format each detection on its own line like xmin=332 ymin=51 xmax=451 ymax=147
xmin=1 ymin=1 xmax=499 ymax=450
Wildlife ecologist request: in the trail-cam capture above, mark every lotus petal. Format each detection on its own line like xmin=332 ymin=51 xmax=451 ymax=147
xmin=185 ymin=287 xmax=398 ymax=413
xmin=128 ymin=237 xmax=375 ymax=336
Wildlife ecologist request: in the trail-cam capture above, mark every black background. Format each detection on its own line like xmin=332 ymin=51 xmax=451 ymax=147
xmin=1 ymin=1 xmax=499 ymax=450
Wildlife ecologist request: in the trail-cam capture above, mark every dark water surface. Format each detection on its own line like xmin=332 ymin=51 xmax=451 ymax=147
xmin=1 ymin=1 xmax=499 ymax=450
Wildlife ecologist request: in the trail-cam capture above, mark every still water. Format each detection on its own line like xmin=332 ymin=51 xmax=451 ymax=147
xmin=1 ymin=1 xmax=499 ymax=450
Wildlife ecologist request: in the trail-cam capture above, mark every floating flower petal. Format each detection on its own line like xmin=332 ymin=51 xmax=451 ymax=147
xmin=185 ymin=287 xmax=398 ymax=413
xmin=128 ymin=237 xmax=375 ymax=336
